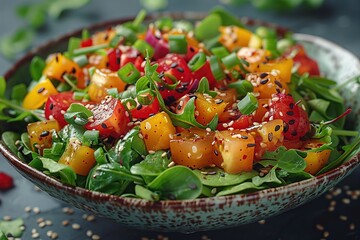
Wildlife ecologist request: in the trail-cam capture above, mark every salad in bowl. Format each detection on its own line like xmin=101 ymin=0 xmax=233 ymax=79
xmin=0 ymin=8 xmax=359 ymax=214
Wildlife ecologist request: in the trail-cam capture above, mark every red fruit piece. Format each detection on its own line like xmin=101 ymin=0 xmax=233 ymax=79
xmin=0 ymin=172 xmax=14 ymax=190
xmin=267 ymin=93 xmax=310 ymax=140
xmin=156 ymin=53 xmax=194 ymax=103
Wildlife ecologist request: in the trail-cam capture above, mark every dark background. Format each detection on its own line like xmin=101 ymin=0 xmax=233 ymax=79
xmin=0 ymin=0 xmax=359 ymax=239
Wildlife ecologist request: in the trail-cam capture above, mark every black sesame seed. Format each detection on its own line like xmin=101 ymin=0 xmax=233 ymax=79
xmin=175 ymin=133 xmax=181 ymax=136
xmin=170 ymin=62 xmax=178 ymax=68
xmin=286 ymin=111 xmax=294 ymax=116
xmin=247 ymin=143 xmax=256 ymax=147
xmin=291 ymin=130 xmax=297 ymax=136
xmin=260 ymin=79 xmax=269 ymax=85
xmin=276 ymin=88 xmax=281 ymax=93
xmin=283 ymin=123 xmax=289 ymax=133
xmin=71 ymin=67 xmax=76 ymax=74
xmin=136 ymin=104 xmax=143 ymax=110
xmin=189 ymin=47 xmax=195 ymax=52
xmin=55 ymin=55 xmax=59 ymax=62
xmin=275 ymin=125 xmax=281 ymax=132
xmin=215 ymin=99 xmax=224 ymax=104
xmin=214 ymin=150 xmax=219 ymax=156
xmin=268 ymin=132 xmax=273 ymax=142
xmin=177 ymin=104 xmax=182 ymax=110
xmin=37 ymin=87 xmax=45 ymax=94
xmin=288 ymin=119 xmax=296 ymax=125
xmin=241 ymin=135 xmax=249 ymax=139
xmin=289 ymin=103 xmax=294 ymax=109
xmin=176 ymin=67 xmax=184 ymax=73
xmin=220 ymin=173 xmax=225 ymax=177
xmin=274 ymin=80 xmax=283 ymax=88
xmin=158 ymin=72 xmax=165 ymax=78
xmin=260 ymin=73 xmax=269 ymax=78
xmin=101 ymin=123 xmax=108 ymax=129
xmin=148 ymin=113 xmax=156 ymax=117
xmin=40 ymin=131 xmax=50 ymax=137
xmin=49 ymin=103 xmax=54 ymax=110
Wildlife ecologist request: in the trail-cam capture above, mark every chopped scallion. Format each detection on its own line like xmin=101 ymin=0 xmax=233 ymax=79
xmin=188 ymin=52 xmax=206 ymax=72
xmin=169 ymin=34 xmax=188 ymax=54
xmin=72 ymin=43 xmax=108 ymax=56
xmin=109 ymin=34 xmax=123 ymax=48
xmin=94 ymin=147 xmax=107 ymax=164
xmin=209 ymin=56 xmax=225 ymax=81
xmin=72 ymin=54 xmax=88 ymax=67
xmin=228 ymin=80 xmax=254 ymax=98
xmin=133 ymin=39 xmax=154 ymax=58
xmin=237 ymin=92 xmax=258 ymax=115
xmin=221 ymin=52 xmax=240 ymax=69
xmin=211 ymin=46 xmax=229 ymax=59
xmin=118 ymin=62 xmax=141 ymax=84
xmin=82 ymin=29 xmax=90 ymax=40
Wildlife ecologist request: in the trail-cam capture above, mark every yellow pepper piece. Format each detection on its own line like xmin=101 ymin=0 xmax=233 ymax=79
xmin=22 ymin=78 xmax=58 ymax=110
xmin=219 ymin=26 xmax=253 ymax=52
xmin=27 ymin=120 xmax=60 ymax=154
xmin=58 ymin=138 xmax=96 ymax=176
xmin=140 ymin=112 xmax=176 ymax=152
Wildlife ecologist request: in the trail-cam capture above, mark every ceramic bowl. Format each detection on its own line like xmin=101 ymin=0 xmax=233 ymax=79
xmin=1 ymin=13 xmax=359 ymax=233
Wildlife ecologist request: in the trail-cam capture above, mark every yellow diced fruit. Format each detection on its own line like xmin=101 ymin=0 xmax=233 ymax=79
xmin=237 ymin=47 xmax=269 ymax=73
xmin=248 ymin=34 xmax=262 ymax=49
xmin=255 ymin=57 xmax=294 ymax=83
xmin=22 ymin=78 xmax=58 ymax=110
xmin=257 ymin=119 xmax=284 ymax=149
xmin=140 ymin=112 xmax=176 ymax=152
xmin=195 ymin=93 xmax=228 ymax=126
xmin=58 ymin=138 xmax=96 ymax=176
xmin=219 ymin=26 xmax=253 ymax=52
xmin=213 ymin=131 xmax=255 ymax=174
xmin=303 ymin=140 xmax=331 ymax=175
xmin=27 ymin=120 xmax=60 ymax=154
xmin=246 ymin=72 xmax=289 ymax=99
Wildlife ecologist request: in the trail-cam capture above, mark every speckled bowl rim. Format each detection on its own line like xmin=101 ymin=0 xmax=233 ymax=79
xmin=1 ymin=12 xmax=360 ymax=210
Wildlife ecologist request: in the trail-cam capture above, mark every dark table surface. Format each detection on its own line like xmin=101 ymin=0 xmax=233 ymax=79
xmin=0 ymin=0 xmax=359 ymax=239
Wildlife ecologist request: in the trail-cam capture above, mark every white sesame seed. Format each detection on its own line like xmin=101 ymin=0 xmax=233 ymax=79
xmin=86 ymin=215 xmax=95 ymax=222
xmin=45 ymin=220 xmax=53 ymax=226
xmin=25 ymin=206 xmax=32 ymax=212
xmin=192 ymin=146 xmax=198 ymax=153
xmin=72 ymin=223 xmax=81 ymax=230
xmin=92 ymin=234 xmax=101 ymax=240
xmin=258 ymin=219 xmax=266 ymax=224
xmin=342 ymin=198 xmax=351 ymax=204
xmin=211 ymin=188 xmax=217 ymax=195
xmin=32 ymin=232 xmax=40 ymax=239
xmin=145 ymin=122 xmax=151 ymax=129
xmin=3 ymin=216 xmax=12 ymax=221
xmin=349 ymin=223 xmax=356 ymax=230
xmin=86 ymin=230 xmax=93 ymax=237
xmin=316 ymin=224 xmax=324 ymax=231
xmin=167 ymin=161 xmax=175 ymax=168
xmin=148 ymin=150 xmax=155 ymax=154
xmin=38 ymin=221 xmax=46 ymax=228
xmin=187 ymin=152 xmax=191 ymax=158
xmin=340 ymin=215 xmax=348 ymax=221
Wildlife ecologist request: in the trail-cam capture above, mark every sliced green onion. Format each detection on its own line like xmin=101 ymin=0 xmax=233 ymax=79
xmin=106 ymin=88 xmax=119 ymax=98
xmin=160 ymin=74 xmax=180 ymax=90
xmin=155 ymin=17 xmax=173 ymax=31
xmin=115 ymin=25 xmax=137 ymax=44
xmin=73 ymin=91 xmax=89 ymax=101
xmin=209 ymin=56 xmax=225 ymax=81
xmin=122 ymin=98 xmax=137 ymax=111
xmin=82 ymin=130 xmax=99 ymax=146
xmin=42 ymin=148 xmax=56 ymax=159
xmin=211 ymin=46 xmax=229 ymax=59
xmin=56 ymin=82 xmax=72 ymax=92
xmin=277 ymin=38 xmax=295 ymax=53
xmin=94 ymin=147 xmax=107 ymax=164
xmin=72 ymin=43 xmax=108 ymax=56
xmin=221 ymin=52 xmax=240 ymax=69
xmin=204 ymin=35 xmax=221 ymax=50
xmin=51 ymin=142 xmax=64 ymax=155
xmin=30 ymin=56 xmax=45 ymax=81
xmin=133 ymin=39 xmax=154 ymax=58
xmin=118 ymin=62 xmax=141 ymax=84
xmin=255 ymin=26 xmax=277 ymax=39
xmin=137 ymin=89 xmax=155 ymax=105
xmin=133 ymin=9 xmax=147 ymax=28
xmin=169 ymin=34 xmax=188 ymax=54
xmin=173 ymin=20 xmax=193 ymax=32
xmin=195 ymin=14 xmax=221 ymax=41
xmin=72 ymin=54 xmax=88 ymax=67
xmin=263 ymin=38 xmax=279 ymax=57
xmin=82 ymin=29 xmax=90 ymax=40
xmin=237 ymin=92 xmax=258 ymax=115
xmin=68 ymin=37 xmax=81 ymax=55
xmin=188 ymin=52 xmax=206 ymax=72
xmin=109 ymin=34 xmax=123 ymax=48
xmin=228 ymin=80 xmax=254 ymax=98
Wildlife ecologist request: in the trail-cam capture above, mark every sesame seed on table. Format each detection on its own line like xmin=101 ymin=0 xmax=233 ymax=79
xmin=0 ymin=0 xmax=360 ymax=239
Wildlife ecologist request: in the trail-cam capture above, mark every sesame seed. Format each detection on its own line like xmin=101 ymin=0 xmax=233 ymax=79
xmin=3 ymin=216 xmax=12 ymax=221
xmin=316 ymin=224 xmax=324 ymax=231
xmin=167 ymin=161 xmax=175 ymax=168
xmin=38 ymin=221 xmax=46 ymax=228
xmin=87 ymin=230 xmax=93 ymax=237
xmin=92 ymin=235 xmax=101 ymax=240
xmin=32 ymin=232 xmax=40 ymax=239
xmin=192 ymin=146 xmax=198 ymax=153
xmin=342 ymin=198 xmax=351 ymax=204
xmin=211 ymin=188 xmax=217 ymax=195
xmin=349 ymin=223 xmax=355 ymax=230
xmin=33 ymin=207 xmax=40 ymax=214
xmin=86 ymin=215 xmax=95 ymax=222
xmin=145 ymin=122 xmax=151 ymax=129
xmin=339 ymin=215 xmax=348 ymax=221
xmin=323 ymin=231 xmax=330 ymax=238
xmin=258 ymin=219 xmax=266 ymax=224
xmin=72 ymin=223 xmax=81 ymax=230
xmin=60 ymin=110 xmax=66 ymax=115
xmin=148 ymin=150 xmax=155 ymax=154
